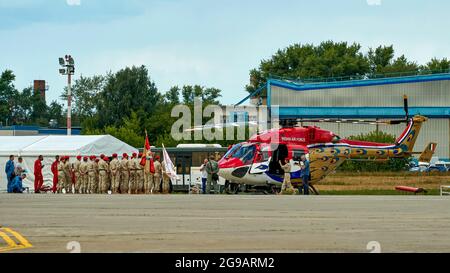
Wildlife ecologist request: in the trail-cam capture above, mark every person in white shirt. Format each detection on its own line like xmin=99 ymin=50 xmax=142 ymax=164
xmin=199 ymin=158 xmax=208 ymax=194
xmin=14 ymin=157 xmax=25 ymax=176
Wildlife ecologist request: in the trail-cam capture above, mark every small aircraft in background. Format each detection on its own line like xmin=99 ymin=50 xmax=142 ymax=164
xmin=408 ymin=143 xmax=450 ymax=172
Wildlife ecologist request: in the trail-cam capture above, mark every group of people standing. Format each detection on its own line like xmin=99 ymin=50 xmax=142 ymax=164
xmin=5 ymin=152 xmax=307 ymax=195
xmin=199 ymin=155 xmax=220 ymax=194
xmin=279 ymin=154 xmax=310 ymax=195
xmin=5 ymin=152 xmax=173 ymax=194
xmin=5 ymin=155 xmax=27 ymax=193
xmin=52 ymin=152 xmax=173 ymax=194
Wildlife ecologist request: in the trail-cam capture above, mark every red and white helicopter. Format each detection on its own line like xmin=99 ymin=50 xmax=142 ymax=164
xmin=192 ymin=96 xmax=436 ymax=194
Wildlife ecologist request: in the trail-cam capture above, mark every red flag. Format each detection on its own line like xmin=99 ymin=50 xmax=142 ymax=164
xmin=140 ymin=131 xmax=149 ymax=166
xmin=140 ymin=130 xmax=155 ymax=173
xmin=139 ymin=154 xmax=146 ymax=166
xmin=145 ymin=131 xmax=150 ymax=150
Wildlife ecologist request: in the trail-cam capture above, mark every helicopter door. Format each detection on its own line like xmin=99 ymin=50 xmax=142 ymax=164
xmin=291 ymin=149 xmax=305 ymax=173
xmin=268 ymin=144 xmax=288 ymax=175
xmin=249 ymin=145 xmax=269 ymax=174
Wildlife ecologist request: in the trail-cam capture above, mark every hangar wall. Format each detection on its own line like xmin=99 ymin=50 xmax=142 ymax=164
xmin=267 ymin=74 xmax=450 ymax=159
xmin=271 ymin=80 xmax=450 ymax=107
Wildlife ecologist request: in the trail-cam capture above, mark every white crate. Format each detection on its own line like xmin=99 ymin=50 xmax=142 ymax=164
xmin=440 ymin=185 xmax=450 ymax=196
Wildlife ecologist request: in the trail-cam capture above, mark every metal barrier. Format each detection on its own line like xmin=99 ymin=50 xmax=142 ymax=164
xmin=440 ymin=185 xmax=450 ymax=196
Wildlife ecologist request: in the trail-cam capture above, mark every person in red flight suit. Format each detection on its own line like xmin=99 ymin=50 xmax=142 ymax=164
xmin=34 ymin=155 xmax=44 ymax=193
xmin=51 ymin=155 xmax=60 ymax=193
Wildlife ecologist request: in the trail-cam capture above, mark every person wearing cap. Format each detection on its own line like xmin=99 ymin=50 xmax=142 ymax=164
xmin=132 ymin=152 xmax=140 ymax=194
xmin=136 ymin=152 xmax=144 ymax=194
xmin=120 ymin=153 xmax=130 ymax=194
xmin=143 ymin=151 xmax=155 ymax=194
xmin=104 ymin=157 xmax=111 ymax=192
xmin=87 ymin=156 xmax=96 ymax=194
xmin=57 ymin=156 xmax=66 ymax=193
xmin=94 ymin=158 xmax=100 ymax=194
xmin=99 ymin=154 xmax=106 ymax=193
xmin=127 ymin=153 xmax=137 ymax=194
xmin=73 ymin=155 xmax=82 ymax=194
xmin=63 ymin=156 xmax=72 ymax=194
xmin=110 ymin=153 xmax=120 ymax=194
xmin=51 ymin=155 xmax=60 ymax=193
xmin=9 ymin=173 xmax=27 ymax=193
xmin=153 ymin=155 xmax=162 ymax=193
xmin=98 ymin=155 xmax=109 ymax=194
xmin=79 ymin=156 xmax=89 ymax=194
xmin=206 ymin=154 xmax=220 ymax=194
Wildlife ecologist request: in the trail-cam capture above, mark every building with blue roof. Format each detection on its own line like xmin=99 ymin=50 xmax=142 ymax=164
xmin=239 ymin=72 xmax=450 ymax=159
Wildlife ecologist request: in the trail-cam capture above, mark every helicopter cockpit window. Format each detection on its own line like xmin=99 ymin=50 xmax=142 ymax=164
xmin=293 ymin=150 xmax=306 ymax=162
xmin=224 ymin=144 xmax=242 ymax=158
xmin=332 ymin=135 xmax=341 ymax=143
xmin=259 ymin=146 xmax=270 ymax=161
xmin=232 ymin=144 xmax=256 ymax=165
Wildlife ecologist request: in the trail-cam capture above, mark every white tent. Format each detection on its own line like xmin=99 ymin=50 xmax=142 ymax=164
xmin=0 ymin=135 xmax=138 ymax=192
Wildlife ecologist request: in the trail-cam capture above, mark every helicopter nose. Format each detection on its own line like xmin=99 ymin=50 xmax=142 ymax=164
xmin=218 ymin=157 xmax=244 ymax=169
xmin=218 ymin=168 xmax=233 ymax=180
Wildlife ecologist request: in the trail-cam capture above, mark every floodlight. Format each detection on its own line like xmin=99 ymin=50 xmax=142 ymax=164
xmin=59 ymin=57 xmax=65 ymax=66
xmin=68 ymin=56 xmax=74 ymax=65
xmin=59 ymin=68 xmax=66 ymax=74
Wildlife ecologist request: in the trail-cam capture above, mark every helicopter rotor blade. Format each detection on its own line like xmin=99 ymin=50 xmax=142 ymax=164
xmin=183 ymin=121 xmax=255 ymax=132
xmin=297 ymin=118 xmax=398 ymax=125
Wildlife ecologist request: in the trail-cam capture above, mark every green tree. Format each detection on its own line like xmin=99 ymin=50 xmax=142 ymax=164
xmin=181 ymin=85 xmax=222 ymax=104
xmin=67 ymin=67 xmax=224 ymax=147
xmin=96 ymin=65 xmax=162 ymax=128
xmin=84 ymin=112 xmax=143 ymax=148
xmin=144 ymin=104 xmax=174 ymax=144
xmin=367 ymin=45 xmax=420 ymax=76
xmin=47 ymin=100 xmax=64 ymax=127
xmin=378 ymin=55 xmax=419 ymax=76
xmin=347 ymin=130 xmax=397 ymax=144
xmin=12 ymin=87 xmax=33 ymax=124
xmin=182 ymin=85 xmax=194 ymax=104
xmin=166 ymin=86 xmax=180 ymax=104
xmin=30 ymin=91 xmax=48 ymax=126
xmin=1 ymin=70 xmax=61 ymax=126
xmin=246 ymin=41 xmax=370 ymax=92
xmin=425 ymin=58 xmax=450 ymax=72
xmin=367 ymin=45 xmax=395 ymax=75
xmin=61 ymin=75 xmax=105 ymax=124
xmin=0 ymin=70 xmax=19 ymax=125
xmin=247 ymin=42 xmax=430 ymax=92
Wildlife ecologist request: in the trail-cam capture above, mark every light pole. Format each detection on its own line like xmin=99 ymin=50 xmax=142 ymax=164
xmin=59 ymin=55 xmax=75 ymax=136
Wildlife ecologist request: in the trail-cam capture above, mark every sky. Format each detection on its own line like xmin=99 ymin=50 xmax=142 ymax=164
xmin=1 ymin=0 xmax=450 ymax=106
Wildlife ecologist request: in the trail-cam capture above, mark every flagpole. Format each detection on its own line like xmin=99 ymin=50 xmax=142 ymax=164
xmin=162 ymin=143 xmax=182 ymax=194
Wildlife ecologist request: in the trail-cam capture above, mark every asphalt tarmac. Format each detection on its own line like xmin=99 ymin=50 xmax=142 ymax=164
xmin=1 ymin=194 xmax=449 ymax=252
